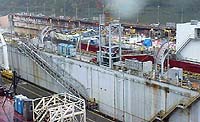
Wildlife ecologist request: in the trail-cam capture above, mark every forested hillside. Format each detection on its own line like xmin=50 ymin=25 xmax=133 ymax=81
xmin=0 ymin=0 xmax=200 ymax=24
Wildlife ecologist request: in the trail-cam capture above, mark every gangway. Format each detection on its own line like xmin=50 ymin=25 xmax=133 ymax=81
xmin=17 ymin=41 xmax=88 ymax=100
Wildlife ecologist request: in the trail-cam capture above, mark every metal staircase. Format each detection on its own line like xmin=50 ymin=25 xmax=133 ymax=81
xmin=176 ymin=37 xmax=192 ymax=54
xmin=28 ymin=43 xmax=88 ymax=98
xmin=175 ymin=38 xmax=192 ymax=60
xmin=175 ymin=34 xmax=195 ymax=60
xmin=17 ymin=41 xmax=88 ymax=100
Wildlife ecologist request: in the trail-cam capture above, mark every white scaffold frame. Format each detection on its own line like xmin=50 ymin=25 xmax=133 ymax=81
xmin=32 ymin=92 xmax=86 ymax=122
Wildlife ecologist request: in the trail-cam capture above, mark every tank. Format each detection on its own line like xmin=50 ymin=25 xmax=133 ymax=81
xmin=63 ymin=44 xmax=68 ymax=56
xmin=67 ymin=44 xmax=76 ymax=57
xmin=58 ymin=43 xmax=64 ymax=55
xmin=143 ymin=38 xmax=152 ymax=48
xmin=23 ymin=99 xmax=33 ymax=121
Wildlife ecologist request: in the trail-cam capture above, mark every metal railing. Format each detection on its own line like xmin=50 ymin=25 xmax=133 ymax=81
xmin=17 ymin=42 xmax=88 ymax=100
xmin=176 ymin=34 xmax=194 ymax=54
xmin=37 ymin=52 xmax=88 ymax=99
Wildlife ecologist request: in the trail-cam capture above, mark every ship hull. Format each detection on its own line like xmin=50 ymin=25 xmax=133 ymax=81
xmin=5 ymin=45 xmax=200 ymax=122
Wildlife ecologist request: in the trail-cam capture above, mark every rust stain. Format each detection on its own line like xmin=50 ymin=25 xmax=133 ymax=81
xmin=163 ymin=87 xmax=169 ymax=93
xmin=152 ymin=83 xmax=160 ymax=89
xmin=192 ymin=82 xmax=200 ymax=89
xmin=33 ymin=60 xmax=40 ymax=84
xmin=152 ymin=83 xmax=159 ymax=114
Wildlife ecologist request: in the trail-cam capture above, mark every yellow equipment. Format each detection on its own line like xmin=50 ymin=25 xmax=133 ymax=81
xmin=1 ymin=70 xmax=13 ymax=79
xmin=0 ymin=32 xmax=13 ymax=79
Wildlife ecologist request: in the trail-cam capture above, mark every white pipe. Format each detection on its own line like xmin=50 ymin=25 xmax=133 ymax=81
xmin=0 ymin=33 xmax=9 ymax=70
xmin=40 ymin=26 xmax=50 ymax=44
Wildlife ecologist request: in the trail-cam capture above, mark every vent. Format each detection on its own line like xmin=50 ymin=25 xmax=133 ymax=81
xmin=191 ymin=20 xmax=198 ymax=25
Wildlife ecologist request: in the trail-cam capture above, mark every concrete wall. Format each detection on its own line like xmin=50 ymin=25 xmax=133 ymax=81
xmin=5 ymin=46 xmax=199 ymax=122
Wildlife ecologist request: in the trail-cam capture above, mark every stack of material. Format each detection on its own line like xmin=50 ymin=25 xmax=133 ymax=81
xmin=58 ymin=43 xmax=76 ymax=57
xmin=125 ymin=59 xmax=152 ymax=73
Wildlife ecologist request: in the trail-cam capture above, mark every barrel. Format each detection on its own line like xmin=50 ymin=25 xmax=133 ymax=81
xmin=23 ymin=99 xmax=33 ymax=121
xmin=143 ymin=38 xmax=152 ymax=48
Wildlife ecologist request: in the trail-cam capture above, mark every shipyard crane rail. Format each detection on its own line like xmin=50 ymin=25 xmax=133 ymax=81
xmin=17 ymin=41 xmax=89 ymax=101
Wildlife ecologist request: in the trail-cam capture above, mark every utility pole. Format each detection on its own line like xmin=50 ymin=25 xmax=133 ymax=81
xmin=75 ymin=4 xmax=78 ymax=20
xmin=54 ymin=0 xmax=57 ymax=17
xmin=26 ymin=0 xmax=29 ymax=14
xmin=181 ymin=8 xmax=184 ymax=23
xmin=136 ymin=12 xmax=139 ymax=24
xmin=43 ymin=2 xmax=46 ymax=15
xmin=118 ymin=8 xmax=121 ymax=20
xmin=88 ymin=4 xmax=90 ymax=19
xmin=157 ymin=5 xmax=160 ymax=24
xmin=102 ymin=0 xmax=105 ymax=14
xmin=64 ymin=0 xmax=66 ymax=17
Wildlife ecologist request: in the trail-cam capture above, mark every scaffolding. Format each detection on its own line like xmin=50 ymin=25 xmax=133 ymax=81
xmin=98 ymin=16 xmax=122 ymax=68
xmin=32 ymin=92 xmax=86 ymax=122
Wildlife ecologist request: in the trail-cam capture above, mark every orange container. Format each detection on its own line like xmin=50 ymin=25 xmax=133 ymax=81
xmin=192 ymin=82 xmax=199 ymax=89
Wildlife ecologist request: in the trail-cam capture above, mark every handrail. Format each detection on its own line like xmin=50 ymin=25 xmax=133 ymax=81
xmin=17 ymin=41 xmax=88 ymax=100
xmin=176 ymin=34 xmax=194 ymax=54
